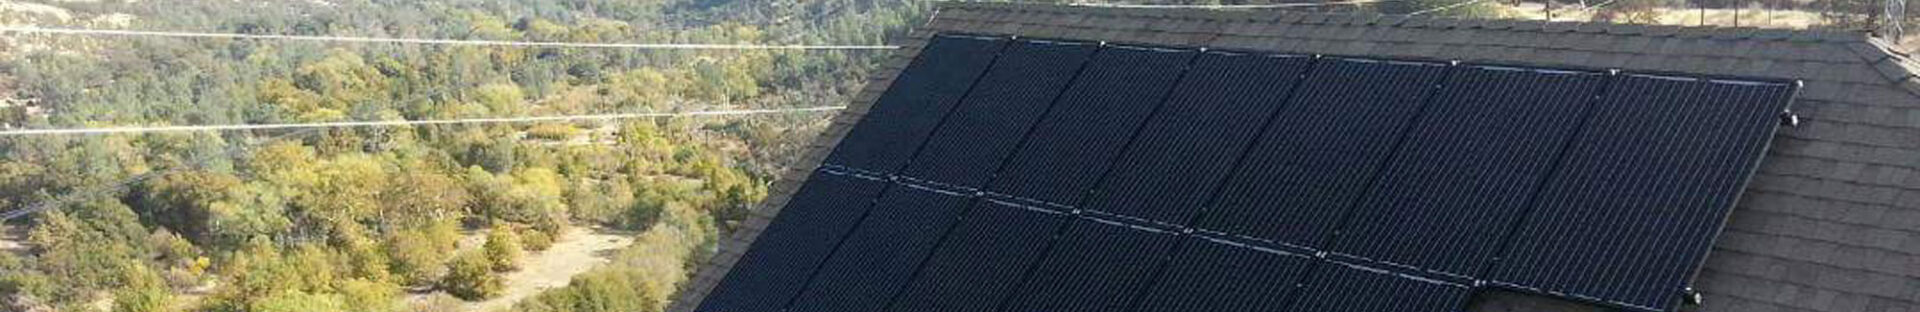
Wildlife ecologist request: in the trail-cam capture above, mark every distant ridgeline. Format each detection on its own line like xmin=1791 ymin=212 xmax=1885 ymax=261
xmin=692 ymin=34 xmax=1798 ymax=312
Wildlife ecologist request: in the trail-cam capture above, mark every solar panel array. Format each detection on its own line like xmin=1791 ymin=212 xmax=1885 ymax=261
xmin=698 ymin=34 xmax=1799 ymax=312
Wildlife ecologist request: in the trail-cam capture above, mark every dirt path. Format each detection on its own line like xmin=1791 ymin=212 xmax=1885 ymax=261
xmin=465 ymin=226 xmax=635 ymax=312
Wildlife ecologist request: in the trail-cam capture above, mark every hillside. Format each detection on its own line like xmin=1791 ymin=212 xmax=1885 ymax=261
xmin=0 ymin=0 xmax=926 ymax=311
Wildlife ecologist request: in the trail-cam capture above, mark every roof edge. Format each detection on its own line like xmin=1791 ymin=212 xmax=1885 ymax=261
xmin=935 ymin=1 xmax=1874 ymax=44
xmin=934 ymin=1 xmax=1920 ymax=98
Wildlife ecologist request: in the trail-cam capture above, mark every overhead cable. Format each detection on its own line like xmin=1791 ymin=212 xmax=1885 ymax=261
xmin=0 ymin=106 xmax=846 ymax=136
xmin=0 ymin=26 xmax=900 ymax=50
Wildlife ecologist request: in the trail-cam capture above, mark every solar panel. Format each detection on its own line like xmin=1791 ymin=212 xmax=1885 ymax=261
xmin=901 ymin=40 xmax=1098 ymax=188
xmin=889 ymin=200 xmax=1068 ymax=311
xmin=787 ymin=183 xmax=976 ymax=311
xmin=695 ymin=171 xmax=888 ymax=312
xmin=1487 ymin=74 xmax=1797 ymax=311
xmin=1132 ymin=236 xmax=1314 ymax=312
xmin=1287 ymin=261 xmax=1473 ymax=312
xmin=1001 ymin=217 xmax=1179 ymax=311
xmin=986 ymin=46 xmax=1196 ymax=205
xmin=699 ymin=36 xmax=1802 ymax=312
xmin=1328 ymin=66 xmax=1609 ymax=277
xmin=1195 ymin=58 xmax=1450 ymax=248
xmin=1084 ymin=51 xmax=1314 ymax=224
xmin=824 ymin=35 xmax=1008 ymax=174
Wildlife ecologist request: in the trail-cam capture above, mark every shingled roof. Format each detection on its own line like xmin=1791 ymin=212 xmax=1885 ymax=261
xmin=672 ymin=3 xmax=1920 ymax=312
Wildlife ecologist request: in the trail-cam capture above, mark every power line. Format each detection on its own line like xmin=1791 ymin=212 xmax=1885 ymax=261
xmin=1069 ymin=0 xmax=1394 ymax=8
xmin=0 ymin=106 xmax=846 ymax=136
xmin=0 ymin=26 xmax=900 ymax=50
xmin=0 ymin=85 xmax=467 ymax=221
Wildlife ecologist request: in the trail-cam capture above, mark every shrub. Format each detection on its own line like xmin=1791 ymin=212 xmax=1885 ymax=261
xmin=439 ymin=252 xmax=501 ymax=300
xmin=482 ymin=225 xmax=523 ymax=272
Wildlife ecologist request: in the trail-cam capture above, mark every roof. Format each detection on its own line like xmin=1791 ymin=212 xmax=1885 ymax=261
xmin=672 ymin=3 xmax=1920 ymax=312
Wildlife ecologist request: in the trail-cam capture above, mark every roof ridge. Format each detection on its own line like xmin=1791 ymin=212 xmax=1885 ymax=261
xmin=1851 ymin=37 xmax=1920 ymax=97
xmin=936 ymin=1 xmax=1873 ymax=44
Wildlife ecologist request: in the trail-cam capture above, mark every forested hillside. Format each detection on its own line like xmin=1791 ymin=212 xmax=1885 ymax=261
xmin=0 ymin=0 xmax=928 ymax=311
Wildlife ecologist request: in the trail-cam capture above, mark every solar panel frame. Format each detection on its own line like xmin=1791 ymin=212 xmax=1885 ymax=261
xmin=1327 ymin=66 xmax=1611 ymax=278
xmin=1484 ymin=74 xmax=1799 ymax=311
xmin=694 ymin=171 xmax=889 ymax=312
xmin=901 ymin=39 xmax=1100 ymax=188
xmin=1083 ymin=51 xmax=1317 ymax=225
xmin=985 ymin=45 xmax=1198 ymax=205
xmin=1195 ymin=58 xmax=1453 ymax=249
xmin=823 ymin=34 xmax=1010 ymax=174
xmin=887 ymin=200 xmax=1071 ymax=311
xmin=1000 ymin=217 xmax=1182 ymax=312
xmin=1131 ymin=236 xmax=1315 ymax=312
xmin=787 ymin=183 xmax=978 ymax=312
xmin=1285 ymin=261 xmax=1474 ymax=312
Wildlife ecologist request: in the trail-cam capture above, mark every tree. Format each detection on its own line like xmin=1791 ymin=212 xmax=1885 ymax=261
xmin=483 ymin=224 xmax=523 ymax=272
xmin=439 ymin=252 xmax=502 ymax=301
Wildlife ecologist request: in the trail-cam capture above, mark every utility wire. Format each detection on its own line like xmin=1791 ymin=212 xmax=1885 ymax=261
xmin=1070 ymin=0 xmax=1394 ymax=8
xmin=0 ymin=26 xmax=900 ymax=50
xmin=0 ymin=85 xmax=470 ymax=221
xmin=0 ymin=106 xmax=847 ymax=136
xmin=1408 ymin=0 xmax=1493 ymax=15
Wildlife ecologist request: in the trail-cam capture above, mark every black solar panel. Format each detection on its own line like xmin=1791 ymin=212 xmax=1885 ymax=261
xmin=700 ymin=37 xmax=1801 ymax=312
xmin=788 ymin=183 xmax=976 ymax=312
xmin=824 ymin=35 xmax=1008 ymax=174
xmin=890 ymin=200 xmax=1067 ymax=311
xmin=1084 ymin=51 xmax=1314 ymax=224
xmin=901 ymin=40 xmax=1098 ymax=188
xmin=1328 ymin=66 xmax=1609 ymax=277
xmin=696 ymin=171 xmax=887 ymax=312
xmin=1002 ymin=218 xmax=1179 ymax=311
xmin=1287 ymin=262 xmax=1472 ymax=312
xmin=986 ymin=46 xmax=1196 ymax=205
xmin=1133 ymin=236 xmax=1314 ymax=312
xmin=1196 ymin=58 xmax=1450 ymax=247
xmin=1487 ymin=74 xmax=1797 ymax=311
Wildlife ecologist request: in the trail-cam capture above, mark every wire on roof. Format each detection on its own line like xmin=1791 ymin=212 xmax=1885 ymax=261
xmin=0 ymin=26 xmax=900 ymax=50
xmin=1582 ymin=0 xmax=1626 ymax=11
xmin=1406 ymin=0 xmax=1493 ymax=15
xmin=0 ymin=106 xmax=846 ymax=136
xmin=1068 ymin=0 xmax=1394 ymax=8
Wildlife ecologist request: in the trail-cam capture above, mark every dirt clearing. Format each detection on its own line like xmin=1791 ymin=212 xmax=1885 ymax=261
xmin=466 ymin=226 xmax=636 ymax=312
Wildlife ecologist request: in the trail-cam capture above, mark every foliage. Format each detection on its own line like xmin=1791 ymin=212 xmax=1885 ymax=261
xmin=0 ymin=0 xmax=929 ymax=309
xmin=439 ymin=252 xmax=503 ymax=301
xmin=382 ymin=219 xmax=460 ymax=288
xmin=483 ymin=224 xmax=525 ymax=272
